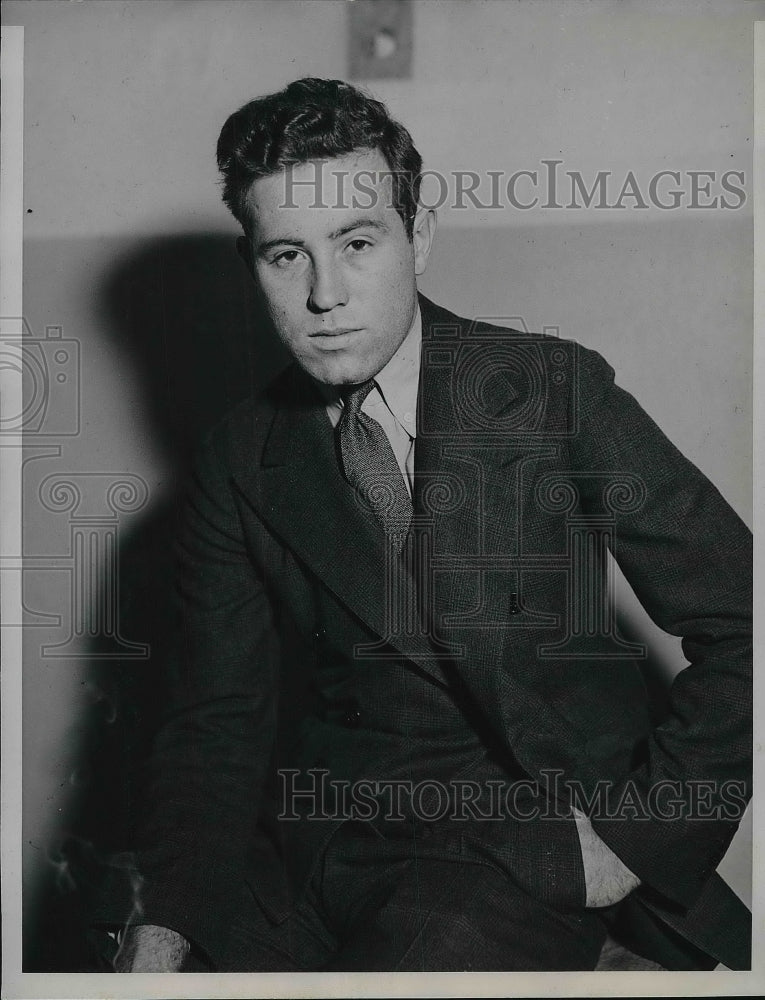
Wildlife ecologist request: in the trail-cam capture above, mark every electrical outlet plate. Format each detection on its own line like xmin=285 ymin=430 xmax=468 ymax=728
xmin=348 ymin=0 xmax=412 ymax=79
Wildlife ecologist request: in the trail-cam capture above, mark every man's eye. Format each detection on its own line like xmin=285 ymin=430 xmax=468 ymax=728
xmin=273 ymin=250 xmax=302 ymax=267
xmin=347 ymin=239 xmax=372 ymax=253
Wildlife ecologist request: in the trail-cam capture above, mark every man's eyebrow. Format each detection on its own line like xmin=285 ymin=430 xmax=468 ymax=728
xmin=328 ymin=217 xmax=390 ymax=240
xmin=255 ymin=217 xmax=389 ymax=255
xmin=256 ymin=234 xmax=307 ymax=255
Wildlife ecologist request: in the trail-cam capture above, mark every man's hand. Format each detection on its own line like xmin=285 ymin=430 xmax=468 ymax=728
xmin=113 ymin=924 xmax=191 ymax=972
xmin=574 ymin=808 xmax=642 ymax=908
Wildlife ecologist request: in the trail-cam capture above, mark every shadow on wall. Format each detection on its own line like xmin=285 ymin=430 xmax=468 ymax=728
xmin=23 ymin=234 xmax=286 ymax=971
xmin=23 ymin=232 xmax=673 ymax=971
xmin=99 ymin=233 xmax=288 ymax=463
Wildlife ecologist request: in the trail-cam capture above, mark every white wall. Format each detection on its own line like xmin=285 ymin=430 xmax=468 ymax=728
xmin=9 ymin=0 xmax=757 ymax=239
xmin=3 ymin=0 xmax=757 ymax=965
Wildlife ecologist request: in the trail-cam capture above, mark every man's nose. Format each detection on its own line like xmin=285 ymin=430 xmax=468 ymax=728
xmin=308 ymin=259 xmax=349 ymax=312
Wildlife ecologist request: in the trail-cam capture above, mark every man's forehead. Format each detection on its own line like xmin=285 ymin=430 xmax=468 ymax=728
xmin=246 ymin=149 xmax=397 ymax=234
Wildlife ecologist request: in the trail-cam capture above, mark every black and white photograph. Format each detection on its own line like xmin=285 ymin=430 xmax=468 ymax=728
xmin=0 ymin=1 xmax=760 ymax=997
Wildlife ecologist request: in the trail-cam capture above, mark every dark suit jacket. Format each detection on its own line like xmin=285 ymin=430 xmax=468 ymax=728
xmin=131 ymin=295 xmax=752 ymax=970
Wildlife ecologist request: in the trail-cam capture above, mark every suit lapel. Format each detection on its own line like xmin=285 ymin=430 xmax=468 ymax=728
xmin=414 ymin=297 xmax=533 ymax=659
xmin=231 ymin=366 xmax=439 ymax=675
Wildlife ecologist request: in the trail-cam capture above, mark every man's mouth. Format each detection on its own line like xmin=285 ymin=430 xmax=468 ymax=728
xmin=309 ymin=328 xmax=363 ymax=348
xmin=309 ymin=328 xmax=362 ymax=337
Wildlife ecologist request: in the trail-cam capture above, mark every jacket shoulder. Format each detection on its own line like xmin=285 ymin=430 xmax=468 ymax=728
xmin=419 ymin=294 xmax=617 ymax=417
xmin=420 ymin=293 xmax=614 ymax=364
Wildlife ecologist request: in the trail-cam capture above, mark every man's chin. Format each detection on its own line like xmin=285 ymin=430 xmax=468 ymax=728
xmin=301 ymin=358 xmax=381 ymax=388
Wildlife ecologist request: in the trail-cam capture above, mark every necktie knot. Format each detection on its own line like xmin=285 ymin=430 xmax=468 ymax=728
xmin=339 ymin=379 xmax=375 ymax=417
xmin=335 ymin=378 xmax=412 ymax=543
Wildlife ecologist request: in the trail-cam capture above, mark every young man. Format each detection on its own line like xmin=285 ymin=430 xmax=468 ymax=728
xmin=113 ymin=78 xmax=751 ymax=972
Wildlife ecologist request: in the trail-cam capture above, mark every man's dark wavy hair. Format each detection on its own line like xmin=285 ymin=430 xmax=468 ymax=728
xmin=216 ymin=77 xmax=423 ymax=239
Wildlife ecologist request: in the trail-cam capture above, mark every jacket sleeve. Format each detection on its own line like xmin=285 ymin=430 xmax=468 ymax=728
xmin=129 ymin=424 xmax=281 ymax=964
xmin=569 ymin=346 xmax=752 ymax=910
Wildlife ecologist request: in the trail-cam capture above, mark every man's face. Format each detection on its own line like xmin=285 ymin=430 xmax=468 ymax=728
xmin=241 ymin=149 xmax=435 ymax=386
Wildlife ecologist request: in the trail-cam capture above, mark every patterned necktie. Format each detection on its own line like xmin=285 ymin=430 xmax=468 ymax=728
xmin=336 ymin=379 xmax=413 ymax=541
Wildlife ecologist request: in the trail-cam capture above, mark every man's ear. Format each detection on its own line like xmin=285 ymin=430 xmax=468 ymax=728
xmin=412 ymin=207 xmax=437 ymax=276
xmin=236 ymin=235 xmax=254 ymax=275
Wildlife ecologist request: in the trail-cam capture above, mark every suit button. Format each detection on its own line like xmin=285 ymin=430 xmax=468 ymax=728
xmin=342 ymin=708 xmax=362 ymax=728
